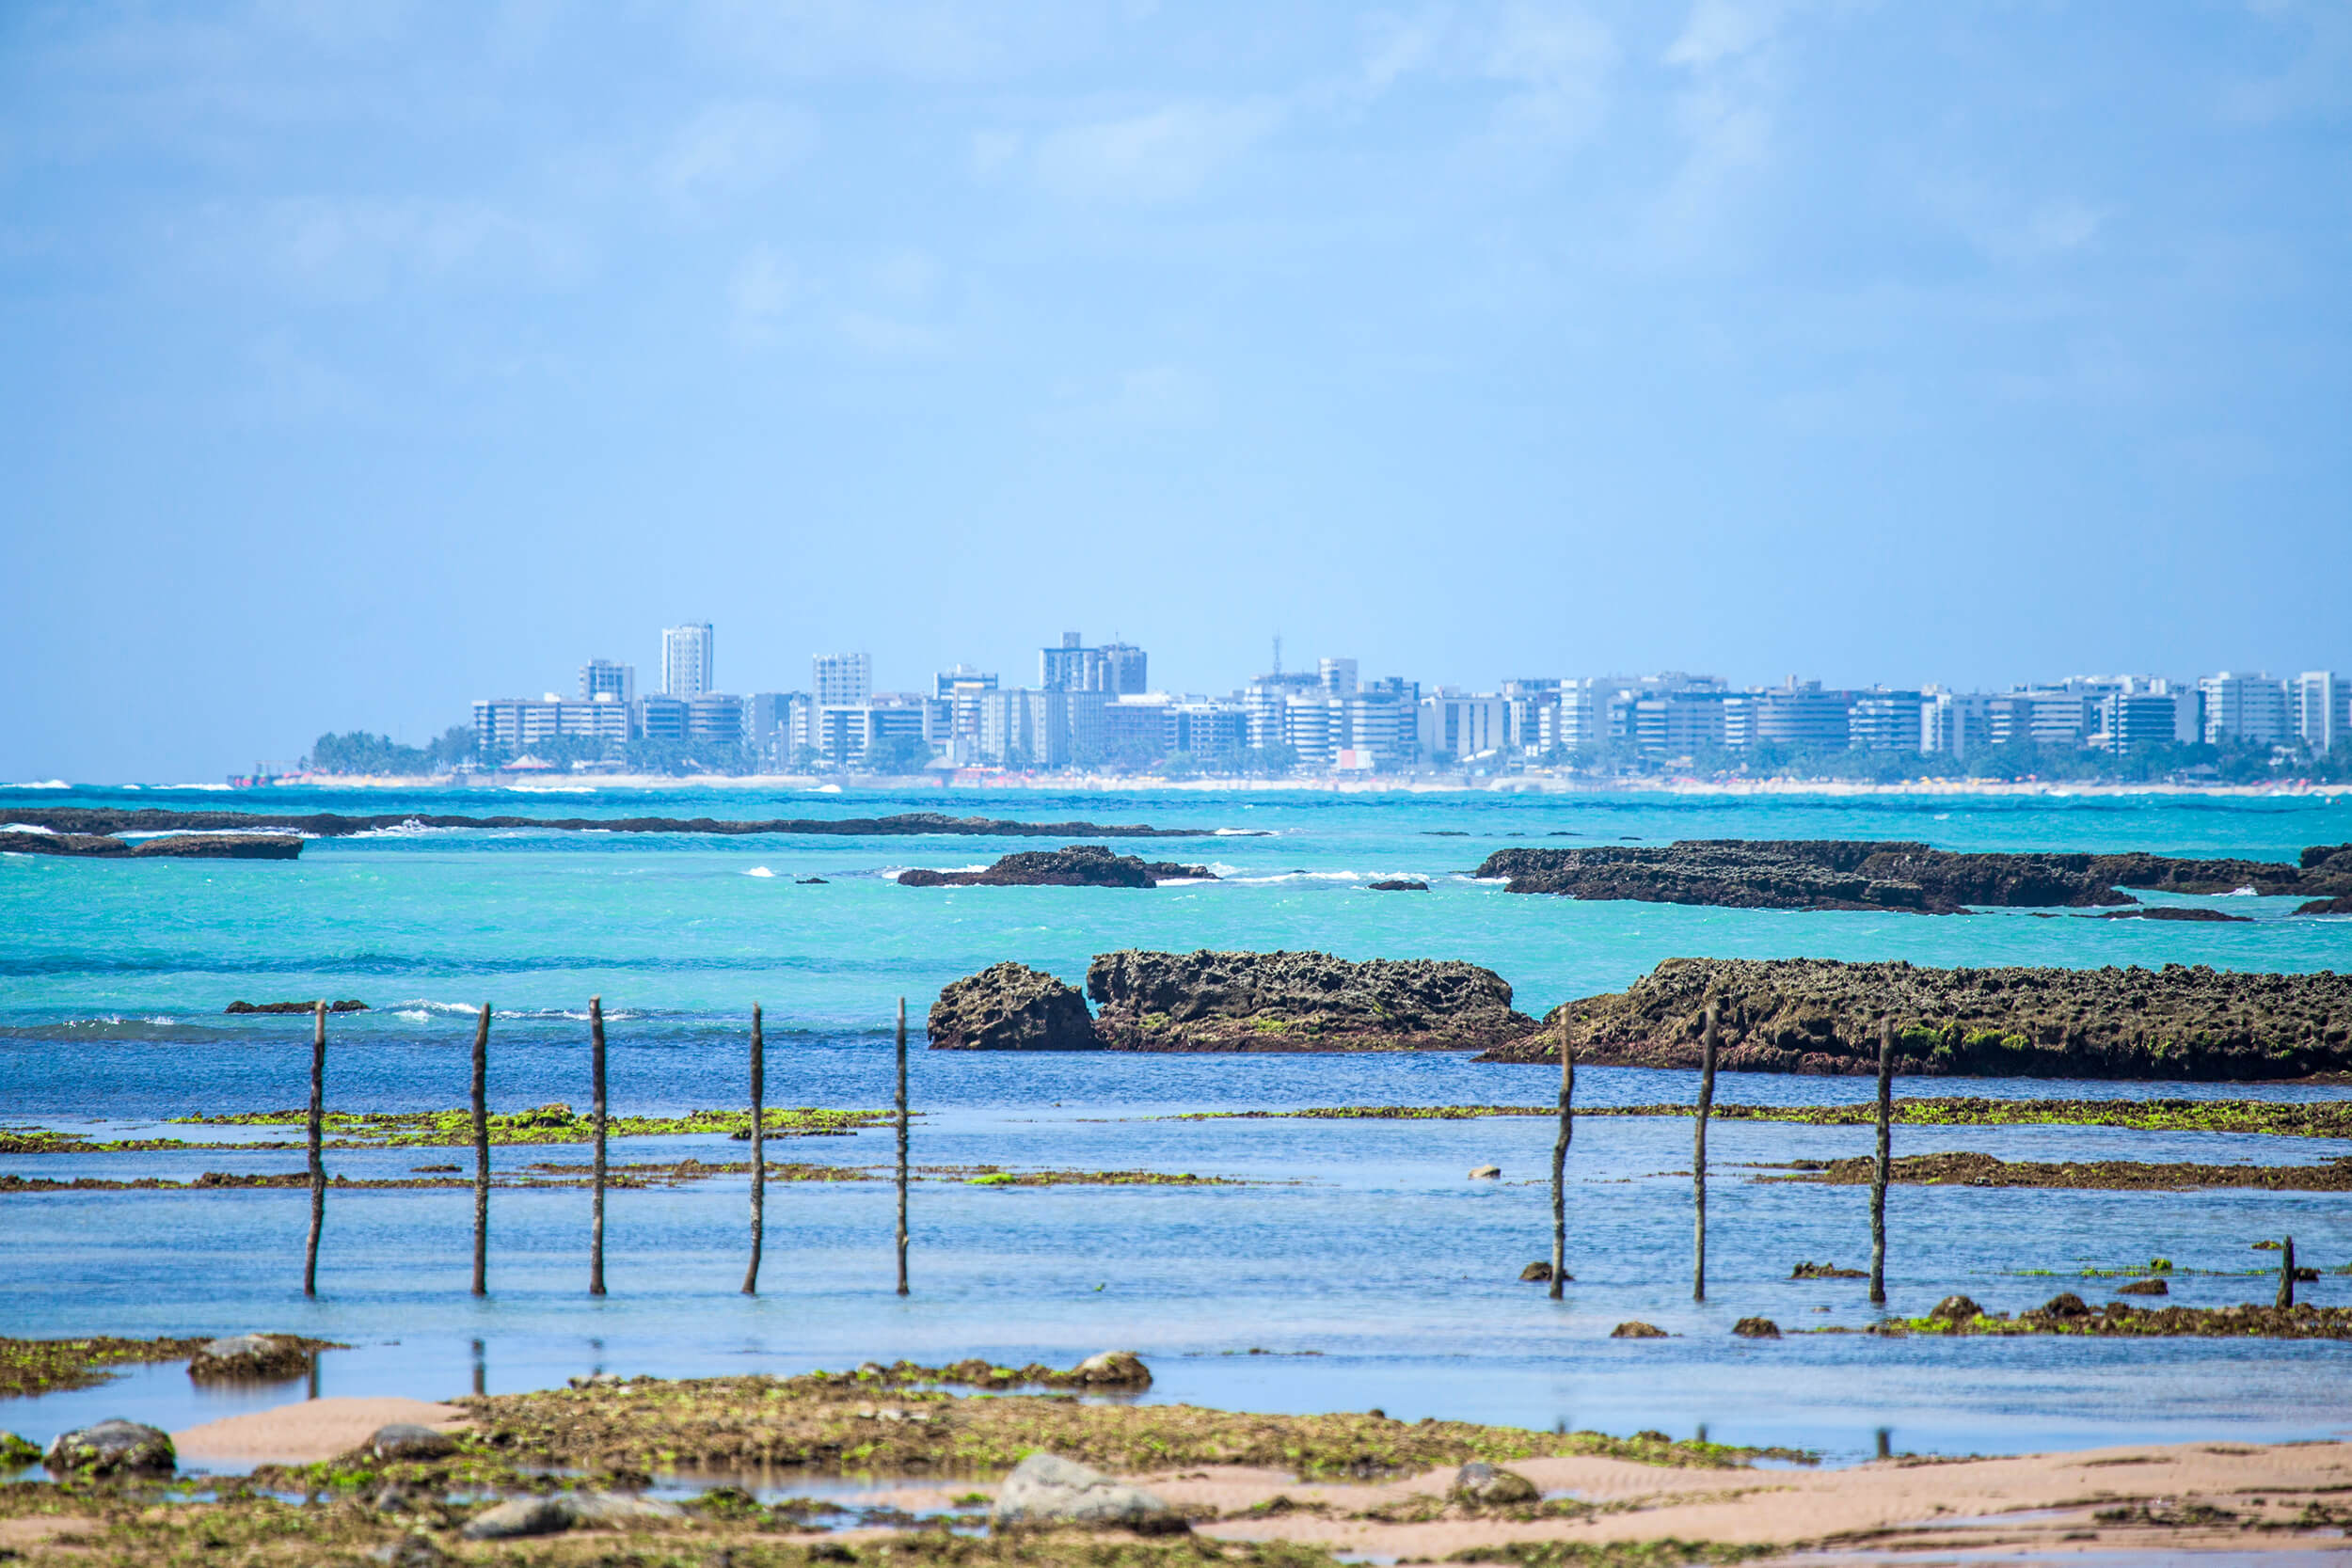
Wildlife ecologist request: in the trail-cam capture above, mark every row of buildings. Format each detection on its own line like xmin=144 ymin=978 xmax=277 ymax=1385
xmin=469 ymin=624 xmax=2352 ymax=773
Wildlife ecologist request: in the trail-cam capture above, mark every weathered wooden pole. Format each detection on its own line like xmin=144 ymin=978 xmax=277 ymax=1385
xmin=1694 ymin=1000 xmax=1719 ymax=1302
xmin=590 ymin=995 xmax=608 ymax=1297
xmin=742 ymin=1002 xmax=765 ymax=1296
xmin=2277 ymin=1236 xmax=2296 ymax=1309
xmin=470 ymin=1003 xmax=491 ymax=1297
xmin=1549 ymin=1006 xmax=1575 ymax=1301
xmin=303 ymin=1001 xmax=326 ymax=1297
xmin=895 ymin=996 xmax=910 ymax=1296
xmin=1869 ymin=1016 xmax=1893 ymax=1307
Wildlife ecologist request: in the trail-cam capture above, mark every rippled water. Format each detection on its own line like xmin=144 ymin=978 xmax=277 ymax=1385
xmin=2 ymin=783 xmax=2348 ymax=1466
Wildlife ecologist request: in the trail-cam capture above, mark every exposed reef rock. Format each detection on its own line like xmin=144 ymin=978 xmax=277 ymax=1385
xmin=2297 ymin=895 xmax=2352 ymax=915
xmin=1367 ymin=879 xmax=1430 ymax=892
xmin=897 ymin=846 xmax=1214 ymax=889
xmin=1473 ymin=839 xmax=2352 ymax=914
xmin=1770 ymin=1149 xmax=2352 ymax=1191
xmin=226 ymin=999 xmax=369 ymax=1015
xmin=0 ymin=832 xmax=301 ymax=860
xmin=927 ymin=963 xmax=1103 ymax=1051
xmin=187 ymin=1334 xmax=316 ymax=1382
xmin=2 ymin=807 xmax=1227 ymax=840
xmin=2095 ymin=907 xmax=2250 ymax=922
xmin=1086 ymin=948 xmax=1536 ymax=1053
xmin=1478 ymin=958 xmax=2352 ymax=1080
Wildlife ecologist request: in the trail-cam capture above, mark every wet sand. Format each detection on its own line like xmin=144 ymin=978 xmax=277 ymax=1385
xmin=1160 ymin=1437 xmax=2352 ymax=1556
xmin=173 ymin=1396 xmax=469 ymax=1464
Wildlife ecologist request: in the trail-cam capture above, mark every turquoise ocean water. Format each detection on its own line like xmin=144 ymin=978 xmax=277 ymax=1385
xmin=2 ymin=783 xmax=2349 ymax=1468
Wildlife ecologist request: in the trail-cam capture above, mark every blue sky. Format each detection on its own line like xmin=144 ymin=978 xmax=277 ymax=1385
xmin=3 ymin=1 xmax=2347 ymax=779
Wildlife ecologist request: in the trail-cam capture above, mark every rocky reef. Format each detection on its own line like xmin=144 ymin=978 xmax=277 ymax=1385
xmin=225 ymin=999 xmax=369 ymax=1015
xmin=3 ymin=807 xmax=1225 ymax=840
xmin=1086 ymin=948 xmax=1536 ymax=1052
xmin=897 ymin=846 xmax=1214 ymax=889
xmin=1478 ymin=958 xmax=2352 ymax=1080
xmin=0 ymin=832 xmax=301 ymax=860
xmin=927 ymin=963 xmax=1103 ymax=1050
xmin=926 ymin=949 xmax=1534 ymax=1053
xmin=1473 ymin=839 xmax=2352 ymax=913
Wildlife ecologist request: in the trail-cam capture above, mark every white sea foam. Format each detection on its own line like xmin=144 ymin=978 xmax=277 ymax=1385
xmin=4 ymin=823 xmax=57 ymax=834
xmin=1225 ymin=869 xmax=1365 ymax=885
xmin=1212 ymin=827 xmax=1268 ymax=836
xmin=395 ymin=1008 xmax=431 ymax=1022
xmin=17 ymin=780 xmax=68 ymax=789
xmin=745 ymin=866 xmax=777 ymax=878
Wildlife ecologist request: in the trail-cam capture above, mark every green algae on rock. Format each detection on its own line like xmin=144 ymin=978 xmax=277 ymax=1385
xmin=1478 ymin=958 xmax=2352 ymax=1079
xmin=437 ymin=1362 xmax=1803 ymax=1482
xmin=168 ymin=1104 xmax=891 ymax=1148
xmin=1172 ymin=1099 xmax=2352 ymax=1137
xmin=1763 ymin=1149 xmax=2352 ymax=1192
xmin=1861 ymin=1295 xmax=2352 ymax=1339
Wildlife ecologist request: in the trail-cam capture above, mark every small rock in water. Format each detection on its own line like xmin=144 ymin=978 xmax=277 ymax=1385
xmin=1610 ymin=1322 xmax=1668 ymax=1338
xmin=2115 ymin=1278 xmax=2169 ymax=1297
xmin=1731 ymin=1318 xmax=1781 ymax=1339
xmin=371 ymin=1423 xmax=459 ymax=1461
xmin=188 ymin=1333 xmax=312 ymax=1383
xmin=369 ymin=1532 xmax=448 ymax=1567
xmin=2038 ymin=1292 xmax=2092 ymax=1319
xmin=1451 ymin=1460 xmax=1539 ymax=1506
xmin=0 ymin=1432 xmax=41 ymax=1468
xmin=45 ymin=1419 xmax=175 ymax=1476
xmin=1071 ymin=1350 xmax=1152 ymax=1388
xmin=1467 ymin=1165 xmax=1502 ymax=1180
xmin=1519 ymin=1260 xmax=1569 ymax=1282
xmin=1789 ymin=1261 xmax=1867 ymax=1280
xmin=990 ymin=1452 xmax=1184 ymax=1533
xmin=1367 ymin=879 xmax=1429 ymax=892
xmin=1928 ymin=1295 xmax=1982 ymax=1323
xmin=567 ymin=1371 xmax=624 ymax=1389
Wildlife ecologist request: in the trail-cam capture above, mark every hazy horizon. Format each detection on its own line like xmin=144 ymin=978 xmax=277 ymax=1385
xmin=5 ymin=2 xmax=2347 ymax=780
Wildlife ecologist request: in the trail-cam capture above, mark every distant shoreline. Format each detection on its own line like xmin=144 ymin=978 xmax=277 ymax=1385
xmin=63 ymin=771 xmax=2352 ymax=800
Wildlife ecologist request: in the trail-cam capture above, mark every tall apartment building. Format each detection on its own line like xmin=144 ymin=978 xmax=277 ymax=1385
xmin=1739 ymin=682 xmax=1851 ymax=751
xmin=813 ymin=692 xmax=943 ymax=768
xmin=472 ymin=695 xmax=631 ymax=756
xmin=2098 ymin=689 xmax=2201 ymax=752
xmin=686 ymin=693 xmax=744 ymax=745
xmin=580 ymin=659 xmax=636 ymax=705
xmin=1040 ymin=632 xmax=1147 ymax=695
xmin=2200 ymin=672 xmax=2292 ymax=747
xmin=661 ymin=623 xmax=714 ymax=699
xmin=1318 ymin=657 xmax=1359 ymax=696
xmin=2296 ymin=672 xmax=2347 ymax=753
xmin=1921 ymin=690 xmax=1990 ymax=758
xmin=1847 ymin=690 xmax=1928 ymax=752
xmin=1419 ymin=690 xmax=1508 ymax=761
xmin=1633 ymin=689 xmax=1728 ymax=755
xmin=813 ymin=653 xmax=873 ymax=706
xmin=977 ymin=688 xmax=1103 ymax=768
xmin=935 ymin=666 xmax=998 ymax=742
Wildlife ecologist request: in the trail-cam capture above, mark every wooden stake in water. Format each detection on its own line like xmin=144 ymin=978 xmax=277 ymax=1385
xmin=1694 ymin=1001 xmax=1719 ymax=1302
xmin=590 ymin=995 xmax=608 ymax=1297
xmin=1549 ymin=1007 xmax=1575 ymax=1302
xmin=303 ymin=1001 xmax=326 ymax=1298
xmin=2278 ymin=1236 xmax=2296 ymax=1310
xmin=895 ymin=997 xmax=910 ymax=1296
xmin=742 ymin=1002 xmax=765 ymax=1296
xmin=470 ymin=1003 xmax=491 ymax=1297
xmin=1869 ymin=1016 xmax=1893 ymax=1307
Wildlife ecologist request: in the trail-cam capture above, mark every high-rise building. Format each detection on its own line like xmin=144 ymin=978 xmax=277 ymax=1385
xmin=580 ymin=659 xmax=635 ymax=705
xmin=2200 ymin=672 xmax=2292 ymax=747
xmin=1847 ymin=690 xmax=1928 ymax=752
xmin=2295 ymin=672 xmax=2347 ymax=753
xmin=1921 ymin=690 xmax=1990 ymax=758
xmin=1040 ymin=632 xmax=1148 ymax=694
xmin=661 ymin=624 xmax=714 ymax=699
xmin=813 ymin=653 xmax=873 ymax=706
xmin=1318 ymin=657 xmax=1359 ymax=696
xmin=2097 ymin=689 xmax=2201 ymax=752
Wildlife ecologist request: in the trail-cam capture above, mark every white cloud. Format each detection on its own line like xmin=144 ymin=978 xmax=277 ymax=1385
xmin=661 ymin=101 xmax=817 ymax=202
xmin=1031 ymin=100 xmax=1281 ymax=204
xmin=1647 ymin=0 xmax=1792 ymax=258
xmin=1483 ymin=2 xmax=1616 ymax=146
xmin=246 ymin=197 xmax=578 ymax=300
xmin=728 ymin=245 xmax=798 ymax=341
